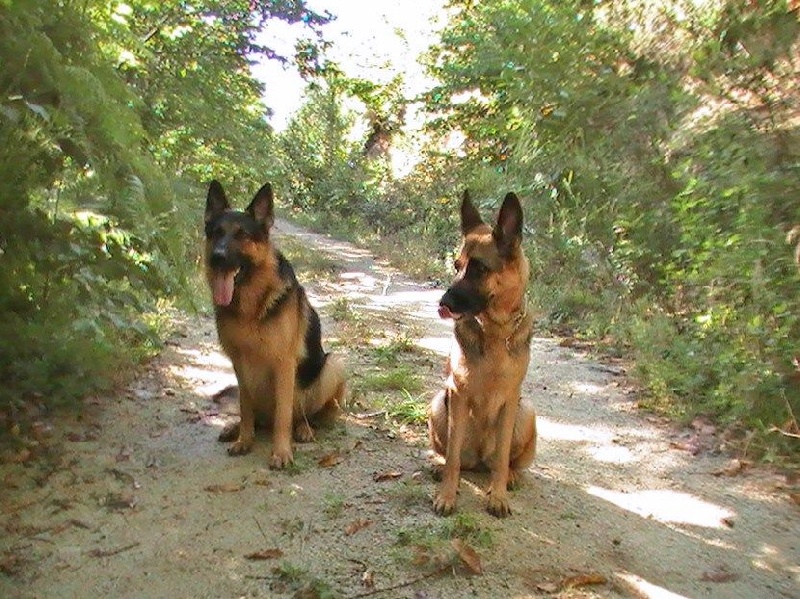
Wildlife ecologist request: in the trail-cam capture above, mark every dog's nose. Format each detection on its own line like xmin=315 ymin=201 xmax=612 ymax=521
xmin=439 ymin=289 xmax=457 ymax=310
xmin=210 ymin=243 xmax=230 ymax=268
xmin=212 ymin=247 xmax=227 ymax=261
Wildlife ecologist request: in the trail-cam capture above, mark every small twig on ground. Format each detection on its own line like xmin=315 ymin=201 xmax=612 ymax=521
xmin=299 ymin=516 xmax=313 ymax=556
xmin=253 ymin=516 xmax=270 ymax=544
xmin=770 ymin=426 xmax=800 ymax=439
xmin=347 ymin=565 xmax=450 ymax=598
xmin=348 ymin=557 xmax=368 ymax=569
xmin=7 ymin=491 xmax=55 ymax=515
xmin=87 ymin=542 xmax=140 ymax=558
xmin=353 ymin=411 xmax=386 ymax=420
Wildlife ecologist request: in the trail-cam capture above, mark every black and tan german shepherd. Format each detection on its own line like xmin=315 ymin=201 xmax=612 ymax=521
xmin=204 ymin=180 xmax=346 ymax=468
xmin=429 ymin=190 xmax=537 ymax=517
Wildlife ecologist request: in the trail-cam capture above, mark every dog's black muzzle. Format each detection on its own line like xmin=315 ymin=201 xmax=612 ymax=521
xmin=209 ymin=238 xmax=242 ymax=272
xmin=439 ymin=284 xmax=488 ymax=318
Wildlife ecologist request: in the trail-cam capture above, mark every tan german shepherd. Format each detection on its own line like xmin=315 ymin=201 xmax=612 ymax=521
xmin=204 ymin=180 xmax=346 ymax=468
xmin=429 ymin=190 xmax=537 ymax=517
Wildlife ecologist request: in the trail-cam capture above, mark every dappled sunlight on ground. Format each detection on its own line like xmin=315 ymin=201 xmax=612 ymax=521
xmin=168 ymin=345 xmax=235 ymax=397
xmin=586 ymin=486 xmax=735 ymax=529
xmin=568 ymin=381 xmax=607 ymax=396
xmin=587 ymin=443 xmax=637 ymax=464
xmin=538 ymin=415 xmax=616 ymax=444
xmin=337 ymin=270 xmax=385 ymax=291
xmin=752 ymin=543 xmax=800 ymax=581
xmin=415 ymin=335 xmax=451 ymax=355
xmin=614 ymin=572 xmax=692 ymax=599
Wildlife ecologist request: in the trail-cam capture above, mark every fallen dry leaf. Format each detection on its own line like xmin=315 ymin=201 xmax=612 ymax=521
xmin=535 ymin=582 xmax=560 ymax=593
xmin=344 ymin=518 xmax=373 ymax=536
xmin=711 ymin=459 xmax=749 ymax=477
xmin=244 ymin=548 xmax=283 ymax=561
xmin=373 ymin=470 xmax=403 ymax=482
xmin=204 ymin=483 xmax=243 ymax=493
xmin=451 ymin=538 xmax=483 ymax=575
xmin=669 ymin=440 xmax=702 ymax=455
xmin=317 ymin=452 xmax=342 ymax=468
xmin=0 ymin=554 xmax=24 ymax=576
xmin=101 ymin=493 xmax=136 ymax=511
xmin=562 ymin=572 xmax=608 ymax=588
xmin=411 ymin=545 xmax=431 ymax=567
xmin=700 ymin=567 xmax=739 ymax=583
xmin=69 ymin=519 xmax=92 ymax=530
xmin=9 ymin=449 xmax=32 ymax=464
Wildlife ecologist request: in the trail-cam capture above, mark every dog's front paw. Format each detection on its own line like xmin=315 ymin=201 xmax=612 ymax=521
xmin=486 ymin=492 xmax=512 ymax=518
xmin=433 ymin=488 xmax=458 ymax=516
xmin=268 ymin=446 xmax=294 ymax=469
xmin=227 ymin=439 xmax=253 ymax=456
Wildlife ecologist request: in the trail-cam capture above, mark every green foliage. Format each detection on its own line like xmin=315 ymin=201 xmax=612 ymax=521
xmin=382 ymin=390 xmax=428 ymax=425
xmin=396 ymin=512 xmax=494 ymax=551
xmin=273 ymin=562 xmax=337 ymax=599
xmin=278 ymin=80 xmax=369 ymax=217
xmin=360 ymin=366 xmax=422 ymax=394
xmin=0 ymin=0 xmax=326 ymax=418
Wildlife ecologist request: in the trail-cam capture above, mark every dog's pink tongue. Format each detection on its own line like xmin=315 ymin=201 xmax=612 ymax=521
xmin=212 ymin=272 xmax=235 ymax=306
xmin=438 ymin=305 xmax=454 ymax=320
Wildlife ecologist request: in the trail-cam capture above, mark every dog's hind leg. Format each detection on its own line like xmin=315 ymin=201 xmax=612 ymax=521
xmin=316 ymin=353 xmax=346 ymax=415
xmin=293 ymin=353 xmax=346 ymax=443
xmin=428 ymin=389 xmax=448 ymax=457
xmin=218 ymin=421 xmax=240 ymax=443
xmin=508 ymin=402 xmax=537 ymax=489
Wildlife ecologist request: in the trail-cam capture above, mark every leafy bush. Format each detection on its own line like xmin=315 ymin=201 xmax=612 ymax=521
xmin=0 ymin=0 xmax=326 ymax=420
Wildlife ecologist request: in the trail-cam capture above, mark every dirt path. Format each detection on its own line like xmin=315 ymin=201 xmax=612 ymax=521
xmin=1 ymin=220 xmax=798 ymax=599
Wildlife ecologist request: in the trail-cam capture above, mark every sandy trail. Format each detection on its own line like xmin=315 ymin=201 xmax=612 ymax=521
xmin=1 ymin=219 xmax=798 ymax=599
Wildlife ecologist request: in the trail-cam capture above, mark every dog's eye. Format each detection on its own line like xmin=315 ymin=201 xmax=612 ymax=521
xmin=470 ymin=260 xmax=487 ymax=274
xmin=464 ymin=259 xmax=490 ymax=279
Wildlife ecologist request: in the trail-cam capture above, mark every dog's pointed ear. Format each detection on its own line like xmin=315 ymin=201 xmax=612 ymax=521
xmin=460 ymin=190 xmax=484 ymax=234
xmin=246 ymin=182 xmax=274 ymax=229
xmin=493 ymin=192 xmax=523 ymax=256
xmin=205 ymin=180 xmax=229 ymax=222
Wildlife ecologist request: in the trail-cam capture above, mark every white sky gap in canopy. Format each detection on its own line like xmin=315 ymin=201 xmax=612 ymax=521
xmin=251 ymin=0 xmax=445 ymax=133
